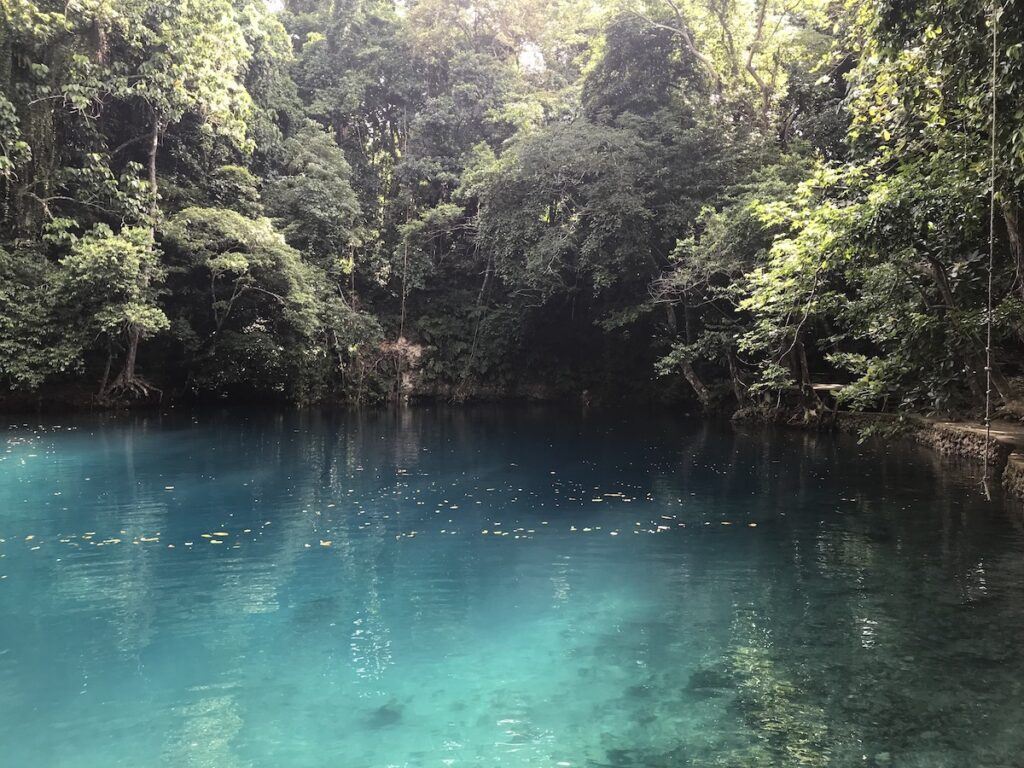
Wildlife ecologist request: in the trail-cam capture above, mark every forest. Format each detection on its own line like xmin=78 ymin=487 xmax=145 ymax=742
xmin=2 ymin=0 xmax=1023 ymax=416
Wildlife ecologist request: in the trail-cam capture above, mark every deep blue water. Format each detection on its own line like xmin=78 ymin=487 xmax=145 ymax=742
xmin=2 ymin=406 xmax=1024 ymax=768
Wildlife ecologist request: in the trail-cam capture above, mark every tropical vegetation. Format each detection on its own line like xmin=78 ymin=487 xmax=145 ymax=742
xmin=1 ymin=0 xmax=1021 ymax=416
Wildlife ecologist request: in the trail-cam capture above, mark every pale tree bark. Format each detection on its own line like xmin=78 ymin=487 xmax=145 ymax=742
xmin=681 ymin=359 xmax=713 ymax=409
xmin=631 ymin=0 xmax=723 ymax=92
xmin=744 ymin=0 xmax=773 ymax=125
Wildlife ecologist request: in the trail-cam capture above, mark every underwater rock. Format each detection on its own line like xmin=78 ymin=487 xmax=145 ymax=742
xmin=625 ymin=683 xmax=653 ymax=700
xmin=686 ymin=666 xmax=733 ymax=694
xmin=364 ymin=701 xmax=403 ymax=729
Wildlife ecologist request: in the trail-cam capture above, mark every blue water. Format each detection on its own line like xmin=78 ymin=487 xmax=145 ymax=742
xmin=2 ymin=407 xmax=1024 ymax=767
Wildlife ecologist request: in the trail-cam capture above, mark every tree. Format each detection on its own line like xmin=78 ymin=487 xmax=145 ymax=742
xmin=2 ymin=0 xmax=1020 ymax=414
xmin=58 ymin=225 xmax=169 ymax=398
xmin=264 ymin=124 xmax=362 ymax=275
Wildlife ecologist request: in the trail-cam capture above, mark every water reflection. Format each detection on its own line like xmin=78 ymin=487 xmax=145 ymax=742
xmin=2 ymin=406 xmax=1024 ymax=767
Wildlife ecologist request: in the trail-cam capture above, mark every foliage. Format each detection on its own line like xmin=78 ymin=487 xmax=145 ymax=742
xmin=0 ymin=246 xmax=79 ymax=388
xmin=264 ymin=124 xmax=361 ymax=273
xmin=59 ymin=224 xmax=168 ymax=337
xmin=1 ymin=0 xmax=1022 ymax=414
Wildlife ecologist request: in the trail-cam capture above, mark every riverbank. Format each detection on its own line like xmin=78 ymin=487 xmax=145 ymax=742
xmin=6 ymin=385 xmax=1024 ymax=500
xmin=832 ymin=412 xmax=1024 ymax=499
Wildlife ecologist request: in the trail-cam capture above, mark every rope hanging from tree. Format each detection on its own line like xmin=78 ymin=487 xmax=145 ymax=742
xmin=983 ymin=0 xmax=999 ymax=499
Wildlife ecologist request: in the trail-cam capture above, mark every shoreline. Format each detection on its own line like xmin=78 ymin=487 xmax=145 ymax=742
xmin=5 ymin=393 xmax=1024 ymax=498
xmin=830 ymin=412 xmax=1024 ymax=499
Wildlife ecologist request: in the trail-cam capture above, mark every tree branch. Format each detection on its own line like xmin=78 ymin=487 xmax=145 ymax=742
xmin=628 ymin=5 xmax=722 ymax=90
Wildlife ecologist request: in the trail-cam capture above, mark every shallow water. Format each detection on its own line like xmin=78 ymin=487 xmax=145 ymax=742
xmin=2 ymin=406 xmax=1024 ymax=768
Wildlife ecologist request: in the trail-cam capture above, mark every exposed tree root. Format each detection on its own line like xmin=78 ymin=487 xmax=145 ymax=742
xmin=98 ymin=375 xmax=162 ymax=404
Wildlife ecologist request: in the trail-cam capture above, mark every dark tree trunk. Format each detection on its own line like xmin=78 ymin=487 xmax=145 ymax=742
xmin=726 ymin=347 xmax=746 ymax=404
xmin=927 ymin=256 xmax=957 ymax=310
xmin=923 ymin=255 xmax=1002 ymax=405
xmin=1002 ymin=198 xmax=1024 ymax=298
xmin=98 ymin=339 xmax=113 ymax=397
xmin=794 ymin=337 xmax=821 ymax=409
xmin=121 ymin=324 xmax=140 ymax=384
xmin=103 ymin=325 xmax=143 ymax=399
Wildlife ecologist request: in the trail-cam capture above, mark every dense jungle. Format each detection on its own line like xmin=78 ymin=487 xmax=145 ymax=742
xmin=2 ymin=0 xmax=1023 ymax=417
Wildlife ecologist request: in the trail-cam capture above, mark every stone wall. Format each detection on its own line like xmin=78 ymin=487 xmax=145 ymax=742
xmin=1003 ymin=455 xmax=1024 ymax=498
xmin=833 ymin=412 xmax=1024 ymax=499
xmin=911 ymin=421 xmax=1012 ymax=466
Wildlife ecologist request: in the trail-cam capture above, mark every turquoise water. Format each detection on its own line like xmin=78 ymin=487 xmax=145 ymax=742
xmin=2 ymin=407 xmax=1024 ymax=767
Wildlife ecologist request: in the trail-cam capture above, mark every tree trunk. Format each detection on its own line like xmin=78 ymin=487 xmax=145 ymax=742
xmin=926 ymin=256 xmax=957 ymax=310
xmin=725 ymin=347 xmax=746 ymax=404
xmin=795 ymin=338 xmax=812 ymax=389
xmin=147 ymin=115 xmax=160 ymax=216
xmin=794 ymin=337 xmax=822 ymax=411
xmin=745 ymin=0 xmax=772 ymax=127
xmin=681 ymin=359 xmax=712 ymax=409
xmin=102 ymin=323 xmax=154 ymax=400
xmin=924 ymin=256 xmax=994 ymax=404
xmin=665 ymin=303 xmax=678 ymax=334
xmin=101 ymin=115 xmax=161 ymax=399
xmin=121 ymin=324 xmax=140 ymax=384
xmin=1002 ymin=198 xmax=1024 ymax=298
xmin=682 ymin=301 xmax=695 ymax=344
xmin=97 ymin=339 xmax=113 ymax=397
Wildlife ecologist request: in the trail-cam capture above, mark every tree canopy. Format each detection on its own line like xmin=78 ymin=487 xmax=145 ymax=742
xmin=2 ymin=0 xmax=1022 ymax=416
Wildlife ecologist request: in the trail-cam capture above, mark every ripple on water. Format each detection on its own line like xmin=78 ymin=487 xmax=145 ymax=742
xmin=1 ymin=408 xmax=1024 ymax=767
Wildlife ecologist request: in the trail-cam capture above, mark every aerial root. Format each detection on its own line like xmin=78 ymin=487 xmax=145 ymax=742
xmin=99 ymin=375 xmax=163 ymax=403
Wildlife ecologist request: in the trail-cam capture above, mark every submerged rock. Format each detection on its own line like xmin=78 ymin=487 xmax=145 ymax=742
xmin=687 ymin=666 xmax=733 ymax=694
xmin=364 ymin=701 xmax=403 ymax=729
xmin=625 ymin=683 xmax=653 ymax=700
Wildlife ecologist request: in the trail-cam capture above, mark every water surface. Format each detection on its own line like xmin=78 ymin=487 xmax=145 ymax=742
xmin=2 ymin=407 xmax=1023 ymax=767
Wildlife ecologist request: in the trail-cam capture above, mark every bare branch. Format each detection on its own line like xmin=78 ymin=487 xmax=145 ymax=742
xmin=628 ymin=5 xmax=722 ymax=90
